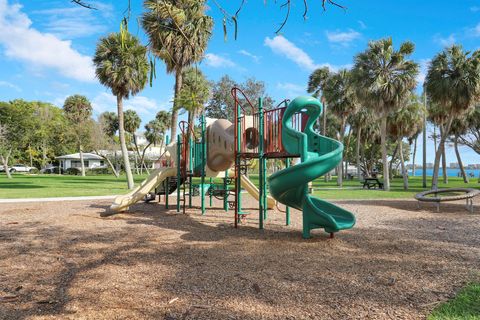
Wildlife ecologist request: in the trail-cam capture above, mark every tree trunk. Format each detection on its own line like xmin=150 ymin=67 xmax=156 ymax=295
xmin=440 ymin=128 xmax=448 ymax=184
xmin=337 ymin=119 xmax=346 ymax=187
xmin=356 ymin=126 xmax=362 ymax=180
xmin=1 ymin=149 xmax=12 ymax=179
xmin=389 ymin=143 xmax=398 ymax=180
xmin=412 ymin=135 xmax=418 ymax=177
xmin=398 ymin=137 xmax=408 ymax=190
xmin=79 ymin=144 xmax=86 ymax=177
xmin=454 ymin=135 xmax=468 ymax=183
xmin=344 ymin=127 xmax=352 ymax=179
xmin=118 ymin=96 xmax=134 ymax=189
xmin=94 ymin=150 xmax=119 ymax=178
xmin=170 ymin=67 xmax=183 ymax=140
xmin=380 ymin=116 xmax=390 ymax=190
xmin=432 ymin=117 xmax=454 ymax=190
xmin=132 ymin=134 xmax=148 ymax=175
xmin=42 ymin=140 xmax=47 ymax=169
xmin=141 ymin=142 xmax=153 ymax=173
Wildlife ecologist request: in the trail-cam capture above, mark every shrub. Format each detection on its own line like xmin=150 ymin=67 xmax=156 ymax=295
xmin=65 ymin=167 xmax=81 ymax=175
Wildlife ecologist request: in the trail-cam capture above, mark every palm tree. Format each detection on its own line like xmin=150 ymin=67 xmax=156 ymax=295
xmin=322 ymin=69 xmax=359 ymax=186
xmin=427 ymin=101 xmax=450 ymax=184
xmin=155 ymin=110 xmax=171 ymax=145
xmin=124 ymin=109 xmax=143 ymax=174
xmin=349 ymin=107 xmax=375 ymax=180
xmin=353 ymin=38 xmax=419 ymax=191
xmin=449 ymin=107 xmax=477 ymax=183
xmin=63 ymin=95 xmax=93 ymax=177
xmin=425 ymin=45 xmax=480 ymax=189
xmin=142 ymin=0 xmax=213 ymax=140
xmin=387 ymin=94 xmax=425 ymax=190
xmin=176 ymin=67 xmax=211 ymax=125
xmin=308 ymin=66 xmax=332 ymax=134
xmin=93 ymin=31 xmax=149 ymax=189
xmin=143 ymin=119 xmax=164 ymax=158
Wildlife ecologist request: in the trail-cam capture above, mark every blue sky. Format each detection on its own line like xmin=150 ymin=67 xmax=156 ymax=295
xmin=0 ymin=0 xmax=479 ymax=165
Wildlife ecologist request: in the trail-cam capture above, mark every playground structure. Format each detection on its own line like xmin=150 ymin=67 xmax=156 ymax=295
xmin=110 ymin=88 xmax=355 ymax=238
xmin=415 ymin=188 xmax=480 ymax=213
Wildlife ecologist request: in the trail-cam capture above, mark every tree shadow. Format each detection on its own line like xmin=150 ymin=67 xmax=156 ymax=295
xmin=1 ymin=199 xmax=479 ymax=319
xmin=0 ymin=182 xmax=46 ymax=189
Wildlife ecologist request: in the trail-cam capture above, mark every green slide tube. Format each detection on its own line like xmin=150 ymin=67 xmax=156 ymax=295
xmin=268 ymin=96 xmax=356 ymax=238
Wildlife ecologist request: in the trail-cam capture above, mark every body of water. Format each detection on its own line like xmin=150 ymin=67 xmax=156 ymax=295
xmin=412 ymin=168 xmax=480 ymax=178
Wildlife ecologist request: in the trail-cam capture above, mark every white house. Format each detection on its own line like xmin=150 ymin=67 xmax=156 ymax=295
xmin=56 ymin=153 xmax=107 ymax=171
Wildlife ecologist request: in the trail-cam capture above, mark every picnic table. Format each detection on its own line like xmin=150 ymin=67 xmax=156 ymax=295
xmin=362 ymin=178 xmax=384 ymax=190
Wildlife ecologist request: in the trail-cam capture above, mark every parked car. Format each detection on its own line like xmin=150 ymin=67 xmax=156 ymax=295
xmin=9 ymin=164 xmax=37 ymax=173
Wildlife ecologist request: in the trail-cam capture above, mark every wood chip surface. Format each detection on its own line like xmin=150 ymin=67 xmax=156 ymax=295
xmin=0 ymin=196 xmax=479 ymax=319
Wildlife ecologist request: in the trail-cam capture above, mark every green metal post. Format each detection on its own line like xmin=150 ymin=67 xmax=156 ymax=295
xmin=188 ymin=136 xmax=193 ymax=208
xmin=236 ymin=104 xmax=242 ymax=225
xmin=258 ymin=97 xmax=265 ymax=229
xmin=165 ymin=177 xmax=169 ymax=209
xmin=224 ymin=169 xmax=229 ymax=211
xmin=176 ymin=134 xmax=181 ymax=213
xmin=201 ymin=114 xmax=206 ymax=215
xmin=166 ymin=135 xmax=170 ymax=146
xmin=209 ymin=178 xmax=213 ymax=207
xmin=285 ymin=158 xmax=291 ymax=225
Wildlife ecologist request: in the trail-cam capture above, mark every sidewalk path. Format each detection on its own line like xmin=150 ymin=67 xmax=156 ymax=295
xmin=0 ymin=195 xmax=116 ymax=203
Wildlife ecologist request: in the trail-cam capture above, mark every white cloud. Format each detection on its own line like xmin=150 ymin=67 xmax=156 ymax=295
xmin=467 ymin=23 xmax=480 ymax=37
xmin=204 ymin=53 xmax=236 ymax=68
xmin=276 ymin=82 xmax=306 ymax=98
xmin=264 ymin=36 xmax=350 ymax=72
xmin=0 ymin=80 xmax=21 ymax=92
xmin=325 ymin=29 xmax=361 ymax=45
xmin=264 ymin=36 xmax=318 ymax=71
xmin=238 ymin=49 xmax=260 ymax=63
xmin=433 ymin=34 xmax=456 ymax=47
xmin=417 ymin=59 xmax=430 ymax=85
xmin=32 ymin=7 xmax=110 ymax=39
xmin=0 ymin=0 xmax=95 ymax=82
xmin=91 ymin=92 xmax=172 ymax=125
xmin=358 ymin=20 xmax=367 ymax=29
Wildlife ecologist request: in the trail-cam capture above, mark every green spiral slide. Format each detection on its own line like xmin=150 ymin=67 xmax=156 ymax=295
xmin=268 ymin=96 xmax=356 ymax=238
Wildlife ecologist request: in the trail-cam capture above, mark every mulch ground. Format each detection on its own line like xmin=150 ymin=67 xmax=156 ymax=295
xmin=0 ymin=195 xmax=479 ymax=320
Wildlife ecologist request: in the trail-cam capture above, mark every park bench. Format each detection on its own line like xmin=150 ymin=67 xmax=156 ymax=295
xmin=362 ymin=178 xmax=384 ymax=190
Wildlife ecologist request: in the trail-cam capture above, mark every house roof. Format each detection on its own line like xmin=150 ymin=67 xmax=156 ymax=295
xmin=56 ymin=153 xmax=103 ymax=160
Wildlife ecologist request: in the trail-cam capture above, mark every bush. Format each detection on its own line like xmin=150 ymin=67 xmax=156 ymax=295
xmin=28 ymin=168 xmax=39 ymax=174
xmin=85 ymin=167 xmax=111 ymax=175
xmin=65 ymin=167 xmax=81 ymax=175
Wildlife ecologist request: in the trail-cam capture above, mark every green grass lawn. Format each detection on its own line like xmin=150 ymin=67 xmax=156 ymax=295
xmin=0 ymin=173 xmax=148 ymax=199
xmin=428 ymin=283 xmax=480 ymax=320
xmin=0 ymin=172 xmax=478 ymax=199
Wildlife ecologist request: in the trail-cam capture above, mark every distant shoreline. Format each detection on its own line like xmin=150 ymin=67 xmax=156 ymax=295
xmin=411 ymin=168 xmax=480 ymax=177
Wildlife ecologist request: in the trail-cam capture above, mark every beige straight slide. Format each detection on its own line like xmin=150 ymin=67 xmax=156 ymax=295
xmin=240 ymin=174 xmax=276 ymax=209
xmin=110 ymin=167 xmax=177 ymax=212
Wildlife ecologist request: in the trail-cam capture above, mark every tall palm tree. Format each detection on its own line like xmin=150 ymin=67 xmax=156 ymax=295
xmin=427 ymin=101 xmax=450 ymax=184
xmin=308 ymin=66 xmax=332 ymax=134
xmin=176 ymin=67 xmax=211 ymax=125
xmin=155 ymin=110 xmax=171 ymax=145
xmin=63 ymin=95 xmax=93 ymax=177
xmin=387 ymin=94 xmax=425 ymax=190
xmin=349 ymin=107 xmax=375 ymax=180
xmin=142 ymin=0 xmax=213 ymax=140
xmin=353 ymin=38 xmax=419 ymax=191
xmin=322 ymin=69 xmax=359 ymax=186
xmin=425 ymin=45 xmax=480 ymax=189
xmin=93 ymin=31 xmax=149 ymax=189
xmin=124 ymin=109 xmax=143 ymax=173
